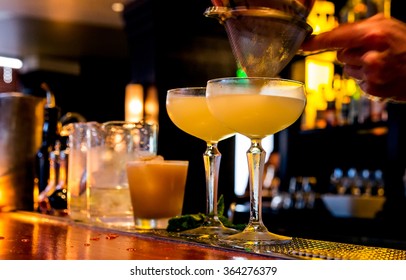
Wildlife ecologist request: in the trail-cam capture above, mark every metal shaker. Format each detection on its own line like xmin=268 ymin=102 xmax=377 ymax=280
xmin=0 ymin=92 xmax=45 ymax=211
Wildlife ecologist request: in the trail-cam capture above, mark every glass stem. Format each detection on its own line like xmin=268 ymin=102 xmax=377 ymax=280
xmin=247 ymin=139 xmax=266 ymax=231
xmin=202 ymin=142 xmax=222 ymax=227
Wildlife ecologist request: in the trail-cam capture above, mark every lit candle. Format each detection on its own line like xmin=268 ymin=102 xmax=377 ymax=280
xmin=125 ymin=83 xmax=144 ymax=122
xmin=144 ymin=85 xmax=159 ymax=125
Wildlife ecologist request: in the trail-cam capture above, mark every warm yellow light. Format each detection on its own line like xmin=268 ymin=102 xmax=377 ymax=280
xmin=125 ymin=83 xmax=144 ymax=122
xmin=0 ymin=56 xmax=23 ymax=69
xmin=345 ymin=78 xmax=358 ymax=96
xmin=305 ymin=57 xmax=335 ymax=95
xmin=111 ymin=2 xmax=124 ymax=13
xmin=307 ymin=1 xmax=337 ymax=35
xmin=383 ymin=0 xmax=391 ymax=18
xmin=303 ymin=51 xmax=335 ymax=130
xmin=0 ymin=188 xmax=4 ymax=210
xmin=129 ymin=99 xmax=143 ymax=115
xmin=145 ymin=85 xmax=159 ymax=125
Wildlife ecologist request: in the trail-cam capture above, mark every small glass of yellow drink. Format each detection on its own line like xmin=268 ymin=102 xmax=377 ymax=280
xmin=127 ymin=160 xmax=189 ymax=229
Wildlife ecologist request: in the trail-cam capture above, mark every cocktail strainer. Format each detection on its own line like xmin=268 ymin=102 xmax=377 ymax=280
xmin=204 ymin=6 xmax=313 ymax=77
xmin=210 ymin=0 xmax=315 ymax=20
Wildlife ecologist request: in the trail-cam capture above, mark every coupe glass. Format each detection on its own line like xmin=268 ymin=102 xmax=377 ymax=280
xmin=166 ymin=87 xmax=239 ymax=239
xmin=206 ymin=77 xmax=306 ymax=246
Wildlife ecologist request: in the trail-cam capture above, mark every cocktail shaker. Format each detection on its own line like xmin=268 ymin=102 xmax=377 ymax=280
xmin=0 ymin=92 xmax=45 ymax=211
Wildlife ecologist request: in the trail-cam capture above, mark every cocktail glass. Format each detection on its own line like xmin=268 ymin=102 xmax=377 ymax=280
xmin=166 ymin=87 xmax=239 ymax=239
xmin=206 ymin=77 xmax=306 ymax=246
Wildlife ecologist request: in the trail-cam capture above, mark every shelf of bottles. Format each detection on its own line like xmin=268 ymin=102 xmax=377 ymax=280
xmin=300 ymin=73 xmax=388 ymax=131
xmin=296 ymin=0 xmax=389 ymax=132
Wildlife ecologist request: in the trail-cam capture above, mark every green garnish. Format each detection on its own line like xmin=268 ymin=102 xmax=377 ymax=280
xmin=166 ymin=195 xmax=246 ymax=232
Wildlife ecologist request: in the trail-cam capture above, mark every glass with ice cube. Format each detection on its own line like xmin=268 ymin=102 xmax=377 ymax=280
xmin=86 ymin=121 xmax=158 ymax=228
xmin=64 ymin=121 xmax=99 ymax=222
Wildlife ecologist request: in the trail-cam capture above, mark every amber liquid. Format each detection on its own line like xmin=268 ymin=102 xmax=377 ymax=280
xmin=127 ymin=161 xmax=188 ymax=219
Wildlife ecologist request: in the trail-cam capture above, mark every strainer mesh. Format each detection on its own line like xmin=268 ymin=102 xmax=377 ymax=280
xmin=204 ymin=7 xmax=312 ymax=77
xmin=224 ymin=15 xmax=308 ymax=77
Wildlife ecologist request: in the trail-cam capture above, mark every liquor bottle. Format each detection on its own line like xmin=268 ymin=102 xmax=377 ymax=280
xmin=37 ymin=140 xmax=68 ymax=215
xmin=35 ymin=83 xmax=61 ymax=194
xmin=48 ymin=148 xmax=68 ymax=214
xmin=37 ymin=143 xmax=60 ymax=214
xmin=340 ymin=0 xmax=390 ymax=23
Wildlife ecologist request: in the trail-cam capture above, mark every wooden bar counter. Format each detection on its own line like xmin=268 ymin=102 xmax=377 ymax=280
xmin=0 ymin=211 xmax=288 ymax=260
xmin=2 ymin=211 xmax=406 ymax=260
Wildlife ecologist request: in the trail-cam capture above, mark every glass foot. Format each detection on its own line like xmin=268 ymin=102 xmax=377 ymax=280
xmin=223 ymin=232 xmax=292 ymax=245
xmin=179 ymin=225 xmax=240 ymax=240
xmin=221 ymin=230 xmax=292 ymax=248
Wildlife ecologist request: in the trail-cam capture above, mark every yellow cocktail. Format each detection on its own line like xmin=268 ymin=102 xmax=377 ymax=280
xmin=166 ymin=94 xmax=234 ymax=142
xmin=207 ymin=93 xmax=305 ymax=138
xmin=206 ymin=77 xmax=306 ymax=246
xmin=166 ymin=87 xmax=238 ymax=239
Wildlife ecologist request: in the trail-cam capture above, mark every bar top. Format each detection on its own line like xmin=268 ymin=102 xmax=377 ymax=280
xmin=1 ymin=211 xmax=406 ymax=260
xmin=0 ymin=212 xmax=287 ymax=260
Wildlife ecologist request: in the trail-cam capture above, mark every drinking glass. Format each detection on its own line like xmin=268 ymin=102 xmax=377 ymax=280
xmin=206 ymin=77 xmax=306 ymax=246
xmin=166 ymin=87 xmax=239 ymax=239
xmin=127 ymin=159 xmax=189 ymax=230
xmin=86 ymin=121 xmax=158 ymax=229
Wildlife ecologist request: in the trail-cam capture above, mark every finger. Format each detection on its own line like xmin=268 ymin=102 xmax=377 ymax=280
xmin=343 ymin=64 xmax=363 ymax=81
xmin=301 ymin=15 xmax=387 ymax=51
xmin=340 ymin=49 xmax=394 ymax=85
xmin=360 ymin=78 xmax=406 ymax=103
xmin=301 ymin=26 xmax=364 ymax=51
xmin=337 ymin=48 xmax=366 ymax=66
xmin=362 ymin=50 xmax=389 ymax=84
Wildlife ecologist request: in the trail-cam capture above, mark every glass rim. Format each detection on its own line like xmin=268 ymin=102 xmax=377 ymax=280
xmin=204 ymin=6 xmax=313 ymax=33
xmin=102 ymin=120 xmax=158 ymax=129
xmin=207 ymin=77 xmax=305 ymax=86
xmin=127 ymin=160 xmax=189 ymax=166
xmin=167 ymin=86 xmax=206 ymax=93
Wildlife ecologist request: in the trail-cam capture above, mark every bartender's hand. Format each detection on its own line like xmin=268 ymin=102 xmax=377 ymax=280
xmin=301 ymin=14 xmax=406 ymax=102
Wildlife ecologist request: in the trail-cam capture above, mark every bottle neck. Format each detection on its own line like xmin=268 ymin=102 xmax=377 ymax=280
xmin=41 ymin=106 xmax=61 ymax=148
